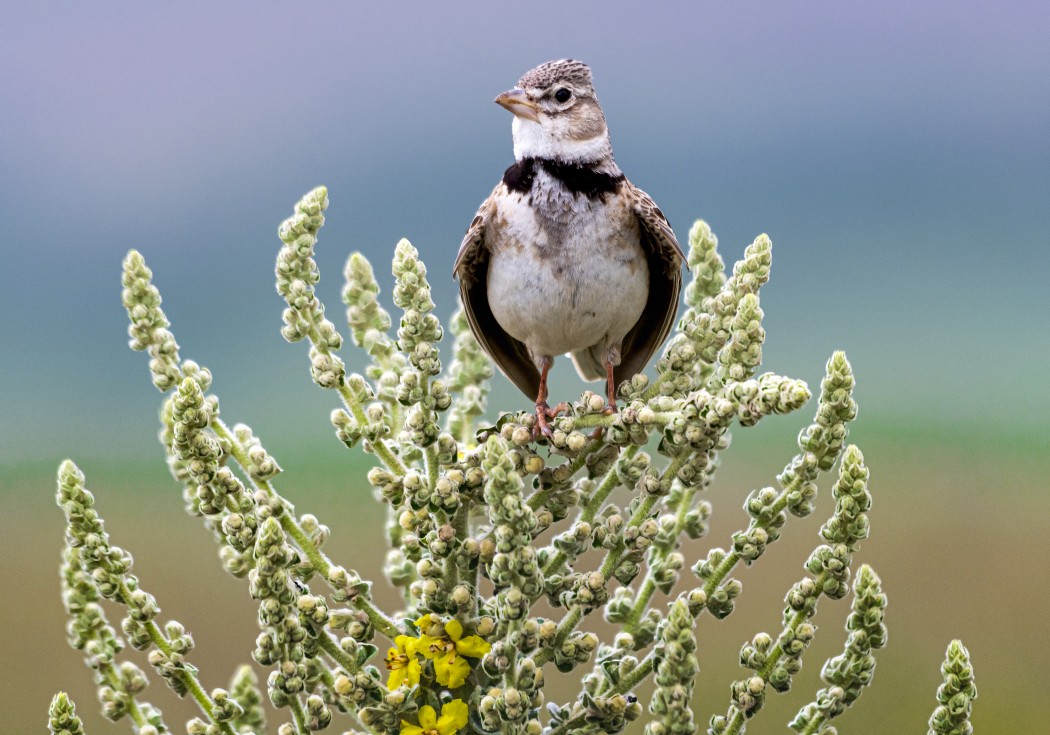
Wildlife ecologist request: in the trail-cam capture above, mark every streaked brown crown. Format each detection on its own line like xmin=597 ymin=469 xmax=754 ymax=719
xmin=518 ymin=59 xmax=594 ymax=92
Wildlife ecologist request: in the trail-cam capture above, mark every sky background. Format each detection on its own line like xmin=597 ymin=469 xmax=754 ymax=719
xmin=2 ymin=2 xmax=1047 ymax=732
xmin=1 ymin=1 xmax=1047 ymax=462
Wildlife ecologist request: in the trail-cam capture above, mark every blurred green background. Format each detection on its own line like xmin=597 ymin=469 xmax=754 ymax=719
xmin=2 ymin=2 xmax=1047 ymax=732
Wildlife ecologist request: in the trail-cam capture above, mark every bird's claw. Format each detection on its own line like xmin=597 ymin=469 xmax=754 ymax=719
xmin=590 ymin=401 xmax=618 ymax=440
xmin=533 ymin=401 xmax=569 ymax=439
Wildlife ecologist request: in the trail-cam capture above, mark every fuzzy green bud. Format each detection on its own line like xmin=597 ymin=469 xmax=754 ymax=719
xmin=48 ymin=692 xmax=86 ymax=735
xmin=928 ymin=640 xmax=977 ymax=735
xmin=647 ymin=599 xmax=699 ymax=735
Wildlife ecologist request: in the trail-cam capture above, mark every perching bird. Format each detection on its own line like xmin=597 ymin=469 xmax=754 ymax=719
xmin=454 ymin=59 xmax=685 ymax=437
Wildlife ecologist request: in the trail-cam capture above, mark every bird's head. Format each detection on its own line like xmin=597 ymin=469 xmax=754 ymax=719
xmin=495 ymin=59 xmax=612 ymax=165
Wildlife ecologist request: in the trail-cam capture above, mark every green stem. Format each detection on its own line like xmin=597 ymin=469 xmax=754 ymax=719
xmin=617 ymin=649 xmax=657 ymax=694
xmin=353 ymin=595 xmax=401 ymax=641
xmin=212 ymin=419 xmax=402 ymax=642
xmin=593 ymin=637 xmax=660 ymax=699
xmin=545 ymin=435 xmax=607 ymax=490
xmin=313 ymin=627 xmax=395 ymax=724
xmin=96 ymin=657 xmax=156 ymax=732
xmin=584 ymin=644 xmax=661 ymax=703
xmin=449 ymin=502 xmax=471 ymax=602
xmin=117 ymin=581 xmax=236 ymax=735
xmin=182 ymin=671 xmax=237 ymax=735
xmin=567 ymin=411 xmax=677 ymax=429
xmin=584 ymin=445 xmax=640 ymax=523
xmin=640 ymin=369 xmax=683 ymax=401
xmin=526 ymin=486 xmax=551 ymax=512
xmin=757 ymin=582 xmax=827 ymax=682
xmin=125 ymin=699 xmax=150 ymax=731
xmin=459 ymin=407 xmax=476 ymax=450
xmin=288 ymin=694 xmax=309 ymax=735
xmin=700 ymin=470 xmax=800 ymax=599
xmin=540 ymin=445 xmax=640 ymax=578
xmin=599 ymin=494 xmax=659 ymax=580
xmin=624 ymin=465 xmax=703 ymax=632
xmin=302 ymin=323 xmax=408 ymax=471
xmin=316 ymin=628 xmax=366 ymax=678
xmin=340 ymin=390 xmax=408 ymax=475
xmin=364 ymin=435 xmax=408 ymax=477
xmin=721 ymin=571 xmax=831 ymax=735
xmin=535 ymin=451 xmax=685 ymax=667
xmin=623 ymin=577 xmax=657 ymax=632
xmin=702 ymin=549 xmax=742 ymax=598
xmin=533 ymin=606 xmax=583 ymax=668
xmin=425 ymin=445 xmax=440 ymax=493
xmin=722 ymin=708 xmax=747 ymax=734
xmin=389 ymin=400 xmax=405 ymax=444
xmin=546 ymin=713 xmax=587 ymax=735
xmin=797 ymin=713 xmax=826 ymax=735
xmin=525 ymin=434 xmax=602 ymax=511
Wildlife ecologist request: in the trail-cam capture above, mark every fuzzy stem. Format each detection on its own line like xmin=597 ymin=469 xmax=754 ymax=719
xmin=721 ymin=571 xmax=832 ymax=735
xmin=98 ymin=662 xmax=154 ymax=732
xmin=316 ymin=629 xmax=366 ymax=680
xmin=545 ymin=711 xmax=587 ymax=735
xmin=341 ymin=389 xmax=408 ymax=475
xmin=624 ymin=462 xmax=703 ymax=631
xmin=536 ymin=451 xmax=689 ymax=667
xmin=568 ymin=411 xmax=679 ymax=429
xmin=534 ymin=490 xmax=660 ymax=668
xmin=640 ymin=371 xmax=679 ymax=401
xmin=212 ymin=419 xmax=401 ymax=641
xmin=797 ymin=712 xmax=823 ymax=735
xmin=757 ymin=586 xmax=826 ymax=682
xmin=288 ymin=695 xmax=309 ymax=735
xmin=425 ymin=445 xmax=440 ymax=494
xmin=624 ymin=576 xmax=657 ymax=632
xmin=540 ymin=444 xmax=640 ymax=578
xmin=700 ymin=479 xmax=798 ymax=599
xmin=526 ymin=435 xmax=603 ymax=514
xmin=114 ymin=580 xmax=237 ymax=735
xmin=451 ymin=502 xmax=472 ymax=608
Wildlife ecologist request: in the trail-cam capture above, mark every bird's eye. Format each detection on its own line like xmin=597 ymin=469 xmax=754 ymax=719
xmin=553 ymin=87 xmax=572 ymax=103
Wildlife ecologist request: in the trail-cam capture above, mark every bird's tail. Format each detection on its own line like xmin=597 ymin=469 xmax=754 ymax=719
xmin=569 ymin=345 xmax=606 ymax=382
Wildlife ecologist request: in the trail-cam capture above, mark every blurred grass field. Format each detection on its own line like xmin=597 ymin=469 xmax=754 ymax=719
xmin=4 ymin=411 xmax=1044 ymax=733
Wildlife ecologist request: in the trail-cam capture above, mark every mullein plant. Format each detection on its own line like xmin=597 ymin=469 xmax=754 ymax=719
xmin=51 ymin=187 xmax=976 ymax=735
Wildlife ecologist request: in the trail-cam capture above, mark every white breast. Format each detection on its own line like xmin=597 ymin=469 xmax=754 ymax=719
xmin=486 ymin=178 xmax=649 ymax=361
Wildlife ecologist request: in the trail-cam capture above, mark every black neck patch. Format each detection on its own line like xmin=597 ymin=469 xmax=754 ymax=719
xmin=502 ymin=157 xmax=624 ymax=199
xmin=502 ymin=158 xmax=537 ymax=193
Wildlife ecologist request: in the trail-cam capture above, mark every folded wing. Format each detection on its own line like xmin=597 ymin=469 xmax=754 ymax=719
xmin=613 ymin=181 xmax=685 ymax=386
xmin=453 ymin=184 xmax=541 ymax=399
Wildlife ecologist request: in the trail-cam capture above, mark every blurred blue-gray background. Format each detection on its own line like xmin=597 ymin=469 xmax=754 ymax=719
xmin=2 ymin=2 xmax=1047 ymax=732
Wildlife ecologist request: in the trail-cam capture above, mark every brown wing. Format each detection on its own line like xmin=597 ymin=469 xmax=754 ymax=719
xmin=614 ymin=181 xmax=686 ymax=386
xmin=453 ymin=185 xmax=541 ymax=399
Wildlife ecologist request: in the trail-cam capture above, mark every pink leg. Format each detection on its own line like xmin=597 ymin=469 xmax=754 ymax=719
xmin=534 ymin=357 xmax=568 ymax=439
xmin=604 ymin=358 xmax=618 ymax=412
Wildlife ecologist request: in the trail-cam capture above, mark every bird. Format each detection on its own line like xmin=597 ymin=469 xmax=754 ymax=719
xmin=453 ymin=59 xmax=685 ymax=437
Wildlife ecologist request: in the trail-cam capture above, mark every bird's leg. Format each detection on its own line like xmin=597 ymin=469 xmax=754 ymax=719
xmin=534 ymin=356 xmax=568 ymax=439
xmin=604 ymin=358 xmax=619 ymax=414
xmin=587 ymin=354 xmax=621 ymax=442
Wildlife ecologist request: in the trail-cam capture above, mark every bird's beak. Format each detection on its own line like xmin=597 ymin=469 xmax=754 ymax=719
xmin=495 ymin=88 xmax=540 ymax=122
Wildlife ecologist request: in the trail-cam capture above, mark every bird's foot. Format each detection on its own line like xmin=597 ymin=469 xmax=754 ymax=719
xmin=590 ymin=401 xmax=618 ymax=440
xmin=533 ymin=401 xmax=569 ymax=439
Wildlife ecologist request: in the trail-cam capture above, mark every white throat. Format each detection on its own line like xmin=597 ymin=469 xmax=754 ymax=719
xmin=512 ymin=116 xmax=611 ymax=163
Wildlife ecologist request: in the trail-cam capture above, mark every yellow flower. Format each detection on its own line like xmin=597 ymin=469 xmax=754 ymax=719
xmin=385 ymin=634 xmax=422 ymax=689
xmin=416 ymin=616 xmax=491 ymax=689
xmin=400 ymin=699 xmax=468 ymax=735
